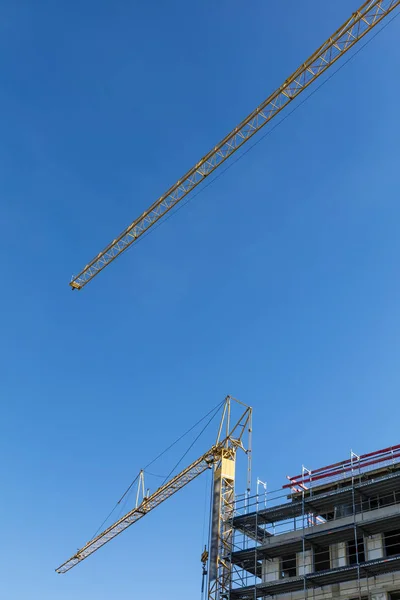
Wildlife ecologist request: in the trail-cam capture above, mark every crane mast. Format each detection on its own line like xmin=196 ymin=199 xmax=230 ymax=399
xmin=69 ymin=0 xmax=400 ymax=290
xmin=56 ymin=396 xmax=252 ymax=600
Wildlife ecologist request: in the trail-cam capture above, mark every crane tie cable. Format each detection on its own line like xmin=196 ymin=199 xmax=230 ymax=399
xmin=90 ymin=398 xmax=225 ymax=539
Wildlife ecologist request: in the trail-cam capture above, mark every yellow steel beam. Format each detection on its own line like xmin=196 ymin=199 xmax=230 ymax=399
xmin=56 ymin=397 xmax=251 ymax=575
xmin=56 ymin=448 xmax=215 ymax=573
xmin=69 ymin=0 xmax=399 ymax=291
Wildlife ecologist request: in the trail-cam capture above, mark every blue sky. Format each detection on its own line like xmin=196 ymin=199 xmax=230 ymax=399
xmin=1 ymin=0 xmax=399 ymax=598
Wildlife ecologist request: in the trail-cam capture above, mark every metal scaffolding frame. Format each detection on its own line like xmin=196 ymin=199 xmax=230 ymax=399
xmin=229 ymin=445 xmax=400 ymax=600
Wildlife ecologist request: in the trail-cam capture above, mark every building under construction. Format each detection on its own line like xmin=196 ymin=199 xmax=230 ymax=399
xmin=230 ymin=445 xmax=400 ymax=600
xmin=56 ymin=399 xmax=400 ymax=600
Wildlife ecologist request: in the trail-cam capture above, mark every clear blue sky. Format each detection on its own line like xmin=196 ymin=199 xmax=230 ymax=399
xmin=1 ymin=0 xmax=399 ymax=598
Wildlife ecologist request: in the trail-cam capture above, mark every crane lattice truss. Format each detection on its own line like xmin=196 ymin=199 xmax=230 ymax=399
xmin=70 ymin=0 xmax=400 ymax=290
xmin=208 ymin=447 xmax=237 ymax=600
xmin=56 ymin=450 xmax=214 ymax=573
xmin=56 ymin=396 xmax=252 ymax=592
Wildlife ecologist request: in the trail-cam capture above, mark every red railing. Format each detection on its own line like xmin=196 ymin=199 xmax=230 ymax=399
xmin=283 ymin=443 xmax=400 ymax=490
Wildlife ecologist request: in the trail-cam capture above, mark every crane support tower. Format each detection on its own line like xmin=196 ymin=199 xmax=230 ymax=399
xmin=69 ymin=0 xmax=400 ymax=290
xmin=56 ymin=397 xmax=252 ymax=600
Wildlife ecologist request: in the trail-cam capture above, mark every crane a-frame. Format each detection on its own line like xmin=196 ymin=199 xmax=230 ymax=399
xmin=56 ymin=397 xmax=252 ymax=600
xmin=69 ymin=0 xmax=399 ymax=290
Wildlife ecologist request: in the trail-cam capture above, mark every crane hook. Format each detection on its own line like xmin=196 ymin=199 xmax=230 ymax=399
xmin=201 ymin=545 xmax=209 ymax=594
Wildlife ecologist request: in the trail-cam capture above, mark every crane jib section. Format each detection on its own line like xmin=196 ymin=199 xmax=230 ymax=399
xmin=56 ymin=450 xmax=215 ymax=573
xmin=70 ymin=0 xmax=400 ymax=290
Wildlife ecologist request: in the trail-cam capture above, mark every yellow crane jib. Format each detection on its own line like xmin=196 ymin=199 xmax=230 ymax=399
xmin=55 ymin=393 xmax=252 ymax=600
xmin=69 ymin=0 xmax=400 ymax=290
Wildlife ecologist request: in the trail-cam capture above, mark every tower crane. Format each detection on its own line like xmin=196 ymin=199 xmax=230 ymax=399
xmin=56 ymin=397 xmax=252 ymax=600
xmin=69 ymin=0 xmax=399 ymax=291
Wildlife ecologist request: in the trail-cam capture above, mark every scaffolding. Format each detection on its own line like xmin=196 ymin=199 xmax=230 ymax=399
xmin=230 ymin=444 xmax=400 ymax=600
